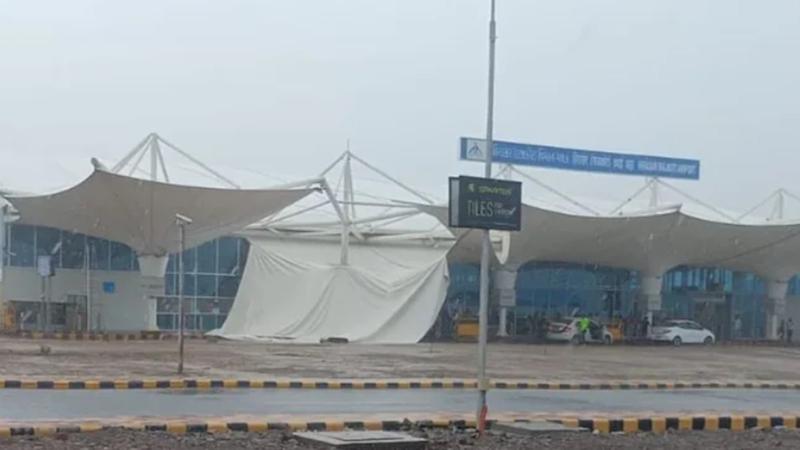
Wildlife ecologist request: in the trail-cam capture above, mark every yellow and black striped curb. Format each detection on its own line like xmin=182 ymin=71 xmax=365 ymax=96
xmin=2 ymin=379 xmax=800 ymax=390
xmin=3 ymin=414 xmax=800 ymax=438
xmin=0 ymin=379 xmax=478 ymax=390
xmin=490 ymin=381 xmax=800 ymax=390
xmin=0 ymin=418 xmax=475 ymax=438
xmin=554 ymin=414 xmax=800 ymax=433
xmin=1 ymin=331 xmax=205 ymax=341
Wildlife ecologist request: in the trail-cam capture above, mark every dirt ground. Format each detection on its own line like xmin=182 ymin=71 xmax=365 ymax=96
xmin=2 ymin=337 xmax=800 ymax=381
xmin=1 ymin=428 xmax=799 ymax=450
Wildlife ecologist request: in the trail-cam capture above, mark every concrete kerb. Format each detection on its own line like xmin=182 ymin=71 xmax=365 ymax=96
xmin=0 ymin=418 xmax=476 ymax=438
xmin=2 ymin=414 xmax=799 ymax=438
xmin=1 ymin=378 xmax=799 ymax=390
xmin=1 ymin=330 xmax=205 ymax=341
xmin=552 ymin=414 xmax=799 ymax=433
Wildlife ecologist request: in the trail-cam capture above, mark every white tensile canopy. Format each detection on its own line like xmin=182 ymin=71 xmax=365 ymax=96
xmin=7 ymin=169 xmax=314 ymax=274
xmin=418 ymin=203 xmax=800 ymax=280
xmin=206 ymin=151 xmax=454 ymax=344
xmin=209 ymin=233 xmax=451 ymax=344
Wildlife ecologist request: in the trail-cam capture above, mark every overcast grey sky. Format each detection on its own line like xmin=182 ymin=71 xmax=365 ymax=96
xmin=1 ymin=0 xmax=799 ymax=214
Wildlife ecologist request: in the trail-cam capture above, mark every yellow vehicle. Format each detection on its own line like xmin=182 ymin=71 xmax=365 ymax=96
xmin=2 ymin=302 xmax=16 ymax=331
xmin=606 ymin=322 xmax=624 ymax=343
xmin=455 ymin=316 xmax=479 ymax=341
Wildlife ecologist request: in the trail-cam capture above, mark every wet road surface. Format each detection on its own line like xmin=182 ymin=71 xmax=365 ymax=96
xmin=1 ymin=389 xmax=798 ymax=421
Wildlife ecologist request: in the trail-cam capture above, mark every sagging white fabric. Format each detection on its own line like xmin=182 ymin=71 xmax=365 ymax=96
xmin=210 ymin=236 xmax=450 ymax=344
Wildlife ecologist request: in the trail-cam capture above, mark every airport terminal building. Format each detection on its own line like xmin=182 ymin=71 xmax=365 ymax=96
xmin=3 ymin=222 xmax=799 ymax=341
xmin=3 ymin=135 xmax=800 ymax=342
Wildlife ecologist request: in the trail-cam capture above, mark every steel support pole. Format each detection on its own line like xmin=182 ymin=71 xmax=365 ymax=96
xmin=46 ymin=276 xmax=51 ymax=333
xmin=0 ymin=206 xmax=6 ymax=324
xmin=85 ymin=240 xmax=92 ymax=332
xmin=39 ymin=276 xmax=45 ymax=332
xmin=177 ymin=221 xmax=186 ymax=374
xmin=477 ymin=0 xmax=497 ymax=434
xmin=340 ymin=153 xmax=353 ymax=265
xmin=150 ymin=137 xmax=159 ymax=182
xmin=648 ymin=177 xmax=659 ymax=208
xmin=0 ymin=206 xmax=6 ymax=285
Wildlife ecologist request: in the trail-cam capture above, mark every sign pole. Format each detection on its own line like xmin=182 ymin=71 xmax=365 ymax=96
xmin=477 ymin=0 xmax=497 ymax=434
xmin=0 ymin=206 xmax=6 ymax=285
xmin=85 ymin=240 xmax=92 ymax=332
xmin=0 ymin=206 xmax=6 ymax=328
xmin=177 ymin=220 xmax=185 ymax=374
xmin=175 ymin=213 xmax=192 ymax=375
xmin=40 ymin=275 xmax=46 ymax=332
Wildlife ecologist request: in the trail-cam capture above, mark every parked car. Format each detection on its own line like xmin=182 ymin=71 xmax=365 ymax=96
xmin=650 ymin=320 xmax=715 ymax=346
xmin=546 ymin=318 xmax=613 ymax=344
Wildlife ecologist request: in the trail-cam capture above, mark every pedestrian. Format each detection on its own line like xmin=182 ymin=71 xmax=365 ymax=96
xmin=537 ymin=314 xmax=548 ymax=340
xmin=578 ymin=316 xmax=591 ymax=344
xmin=733 ymin=314 xmax=742 ymax=340
xmin=623 ymin=315 xmax=633 ymax=339
xmin=640 ymin=315 xmax=650 ymax=339
xmin=452 ymin=308 xmax=463 ymax=339
xmin=779 ymin=320 xmax=785 ymax=342
xmin=787 ymin=318 xmax=794 ymax=344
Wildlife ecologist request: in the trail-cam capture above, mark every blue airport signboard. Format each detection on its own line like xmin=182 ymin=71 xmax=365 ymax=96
xmin=460 ymin=137 xmax=700 ymax=180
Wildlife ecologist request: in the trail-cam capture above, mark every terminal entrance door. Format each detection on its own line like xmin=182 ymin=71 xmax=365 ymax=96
xmin=692 ymin=294 xmax=732 ymax=341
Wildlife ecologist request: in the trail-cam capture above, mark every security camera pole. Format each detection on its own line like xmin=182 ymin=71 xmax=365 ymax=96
xmin=477 ymin=0 xmax=497 ymax=433
xmin=175 ymin=213 xmax=193 ymax=374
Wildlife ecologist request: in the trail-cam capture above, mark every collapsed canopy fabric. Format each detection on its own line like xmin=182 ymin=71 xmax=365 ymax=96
xmin=7 ymin=169 xmax=313 ymax=256
xmin=418 ymin=203 xmax=800 ymax=280
xmin=210 ymin=235 xmax=450 ymax=344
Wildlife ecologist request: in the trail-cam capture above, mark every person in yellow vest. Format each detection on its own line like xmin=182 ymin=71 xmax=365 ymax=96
xmin=578 ymin=316 xmax=591 ymax=344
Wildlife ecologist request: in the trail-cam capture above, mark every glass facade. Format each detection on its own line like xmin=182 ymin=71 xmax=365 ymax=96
xmin=3 ymin=224 xmax=247 ymax=332
xmin=515 ymin=262 xmax=637 ymax=318
xmin=5 ymin=224 xmax=139 ymax=271
xmin=444 ymin=262 xmax=795 ymax=340
xmin=159 ymin=236 xmax=248 ymax=331
xmin=4 ymin=223 xmax=797 ymax=337
xmin=662 ymin=267 xmax=767 ymax=340
xmin=446 ymin=263 xmax=636 ymax=319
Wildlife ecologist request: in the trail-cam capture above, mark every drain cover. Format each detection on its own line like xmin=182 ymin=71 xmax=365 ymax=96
xmin=294 ymin=431 xmax=428 ymax=449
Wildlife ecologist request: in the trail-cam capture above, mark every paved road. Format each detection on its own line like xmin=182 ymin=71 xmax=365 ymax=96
xmin=2 ymin=389 xmax=799 ymax=421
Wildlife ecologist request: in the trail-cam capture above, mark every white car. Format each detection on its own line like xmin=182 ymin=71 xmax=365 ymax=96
xmin=546 ymin=318 xmax=613 ymax=345
xmin=650 ymin=320 xmax=715 ymax=346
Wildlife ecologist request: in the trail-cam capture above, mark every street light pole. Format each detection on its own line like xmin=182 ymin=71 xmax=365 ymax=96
xmin=477 ymin=0 xmax=497 ymax=434
xmin=0 ymin=205 xmax=7 ymax=329
xmin=85 ymin=240 xmax=92 ymax=332
xmin=175 ymin=213 xmax=193 ymax=375
xmin=0 ymin=205 xmax=7 ymax=286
